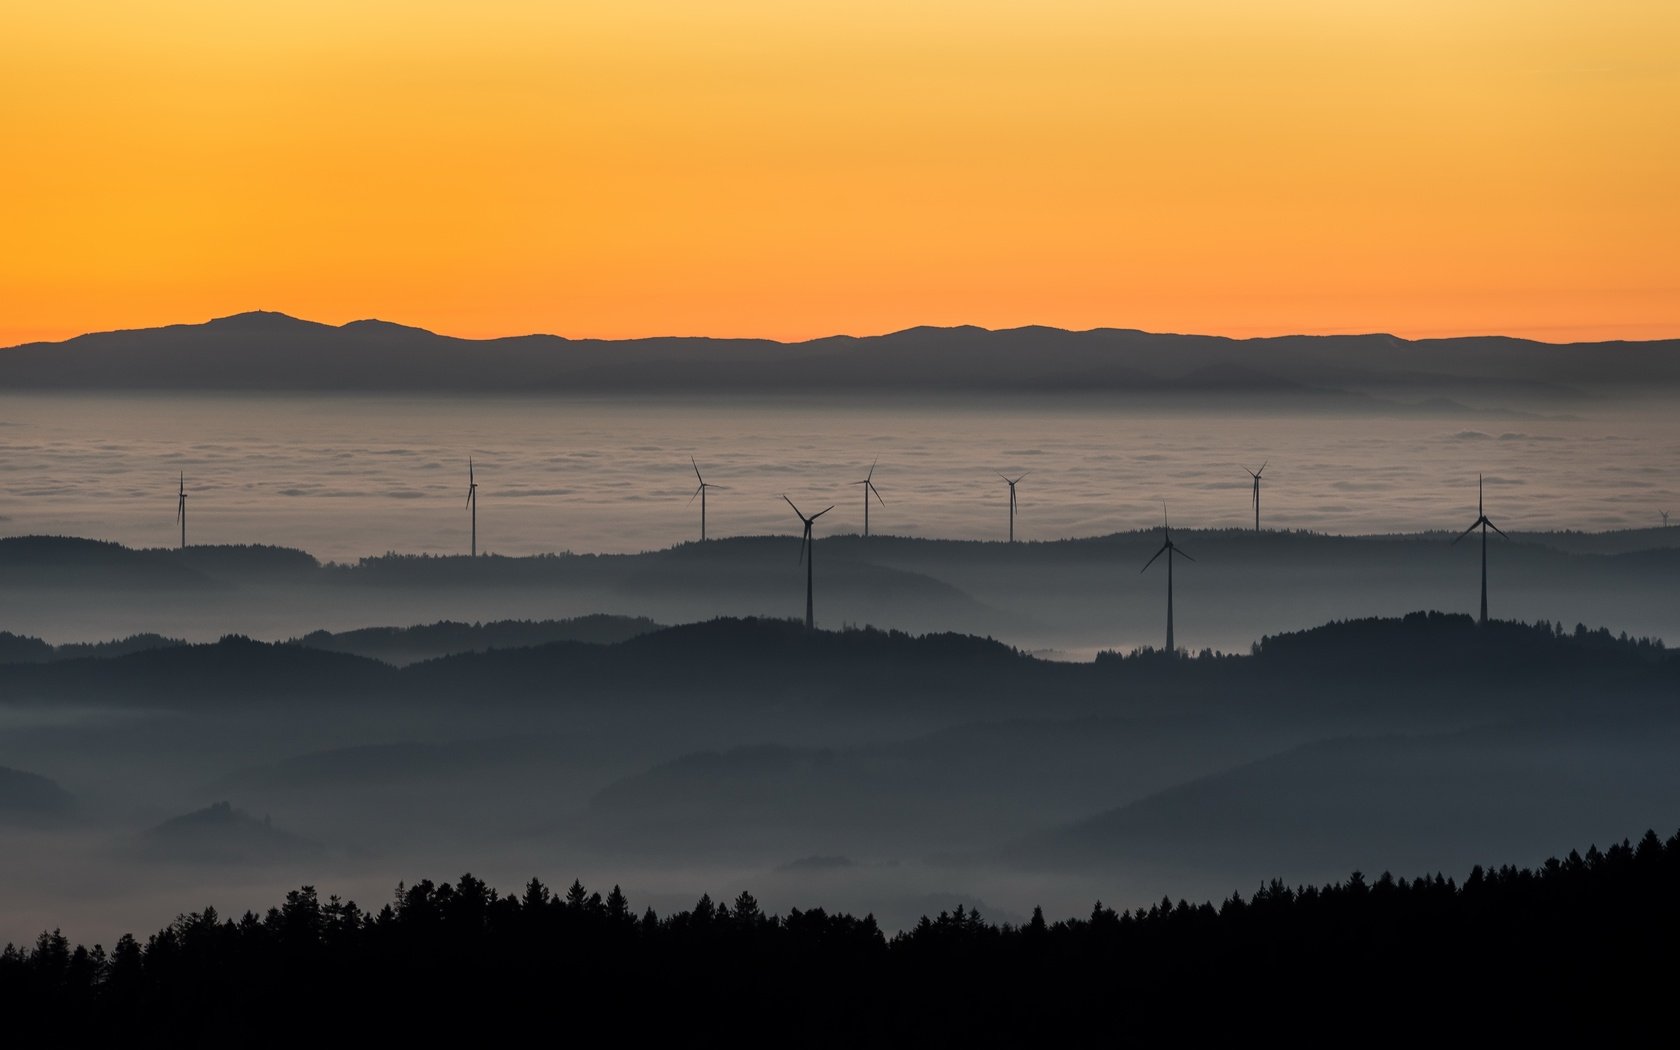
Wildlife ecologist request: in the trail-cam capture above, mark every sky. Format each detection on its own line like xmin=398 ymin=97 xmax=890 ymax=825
xmin=3 ymin=0 xmax=1677 ymax=346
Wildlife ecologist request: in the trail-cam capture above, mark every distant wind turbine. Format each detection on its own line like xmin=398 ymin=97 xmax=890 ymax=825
xmin=689 ymin=458 xmax=724 ymax=542
xmin=784 ymin=496 xmax=834 ymax=630
xmin=1000 ymin=472 xmax=1028 ymax=543
xmin=1452 ymin=474 xmax=1507 ymax=625
xmin=1662 ymin=510 xmax=1671 ymax=529
xmin=853 ymin=458 xmax=885 ymax=538
xmin=175 ymin=472 xmax=188 ymax=550
xmin=466 ymin=458 xmax=479 ymax=557
xmin=1246 ymin=461 xmax=1268 ymax=531
xmin=1141 ymin=504 xmax=1193 ymax=656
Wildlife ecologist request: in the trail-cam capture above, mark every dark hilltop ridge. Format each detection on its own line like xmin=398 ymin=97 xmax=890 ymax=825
xmin=4 ymin=529 xmax=1677 ymax=657
xmin=4 ymin=828 xmax=1678 ymax=1042
xmin=3 ymin=310 xmax=1678 ymax=400
xmin=0 ymin=611 xmax=1669 ymax=716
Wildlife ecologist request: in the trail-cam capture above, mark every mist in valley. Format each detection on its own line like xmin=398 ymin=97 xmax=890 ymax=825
xmin=1 ymin=353 xmax=1677 ymax=951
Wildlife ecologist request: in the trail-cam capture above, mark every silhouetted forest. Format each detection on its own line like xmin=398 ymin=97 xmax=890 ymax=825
xmin=290 ymin=614 xmax=661 ymax=663
xmin=0 ymin=612 xmax=1668 ymax=718
xmin=4 ymin=829 xmax=1677 ymax=1042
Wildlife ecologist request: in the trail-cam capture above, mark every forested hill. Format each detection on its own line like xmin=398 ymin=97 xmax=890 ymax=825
xmin=4 ymin=828 xmax=1677 ymax=1042
xmin=0 ymin=614 xmax=1670 ymax=722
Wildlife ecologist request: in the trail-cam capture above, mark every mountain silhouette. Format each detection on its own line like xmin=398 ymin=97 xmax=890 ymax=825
xmin=4 ymin=311 xmax=1678 ymax=397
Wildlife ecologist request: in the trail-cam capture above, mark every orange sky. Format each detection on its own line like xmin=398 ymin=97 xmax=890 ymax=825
xmin=3 ymin=0 xmax=1677 ymax=346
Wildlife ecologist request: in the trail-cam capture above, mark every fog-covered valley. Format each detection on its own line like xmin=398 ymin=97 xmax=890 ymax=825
xmin=2 ymin=549 xmax=1676 ymax=944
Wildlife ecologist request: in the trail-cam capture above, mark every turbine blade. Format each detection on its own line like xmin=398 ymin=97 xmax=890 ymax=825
xmin=782 ymin=495 xmax=803 ymax=519
xmin=1487 ymin=519 xmax=1508 ymax=539
xmin=812 ymin=505 xmax=835 ymax=519
xmin=692 ymin=456 xmax=703 ymax=484
xmin=1141 ymin=543 xmax=1168 ymax=573
xmin=868 ymin=456 xmax=878 ymax=482
xmin=688 ymin=485 xmax=702 ymax=506
xmin=1451 ymin=520 xmax=1479 ymax=545
xmin=1176 ymin=546 xmax=1196 ymax=562
xmin=870 ymin=482 xmax=885 ymax=506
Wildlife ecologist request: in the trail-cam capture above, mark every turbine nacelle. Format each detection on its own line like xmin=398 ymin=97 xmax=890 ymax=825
xmin=688 ymin=458 xmax=726 ymax=505
xmin=999 ymin=472 xmax=1027 ymax=511
xmin=1452 ymin=476 xmax=1507 ymax=544
xmin=853 ymin=457 xmax=885 ymax=506
xmin=1247 ymin=460 xmax=1267 ymax=507
xmin=783 ymin=496 xmax=833 ymax=564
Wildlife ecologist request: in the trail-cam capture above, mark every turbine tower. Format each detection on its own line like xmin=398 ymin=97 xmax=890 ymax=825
xmin=466 ymin=458 xmax=478 ymax=557
xmin=783 ymin=496 xmax=834 ymax=630
xmin=175 ymin=473 xmax=188 ymax=551
xmin=853 ymin=458 xmax=885 ymax=538
xmin=689 ymin=458 xmax=724 ymax=542
xmin=1141 ymin=505 xmax=1194 ymax=656
xmin=1246 ymin=461 xmax=1268 ymax=531
xmin=1452 ymin=473 xmax=1507 ymax=625
xmin=1000 ymin=472 xmax=1028 ymax=543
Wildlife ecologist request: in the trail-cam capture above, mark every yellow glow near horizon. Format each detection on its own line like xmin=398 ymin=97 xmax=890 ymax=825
xmin=2 ymin=0 xmax=1677 ymax=345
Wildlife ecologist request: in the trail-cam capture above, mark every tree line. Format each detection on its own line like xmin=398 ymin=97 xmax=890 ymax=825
xmin=4 ymin=829 xmax=1678 ymax=1042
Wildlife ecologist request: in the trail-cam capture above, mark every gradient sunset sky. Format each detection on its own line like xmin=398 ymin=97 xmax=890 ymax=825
xmin=5 ymin=0 xmax=1676 ymax=345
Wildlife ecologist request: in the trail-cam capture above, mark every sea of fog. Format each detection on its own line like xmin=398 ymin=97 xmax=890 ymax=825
xmin=1 ymin=392 xmax=1676 ymax=560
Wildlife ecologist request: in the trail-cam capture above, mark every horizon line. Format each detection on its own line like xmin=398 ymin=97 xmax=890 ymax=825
xmin=8 ymin=309 xmax=1680 ymax=352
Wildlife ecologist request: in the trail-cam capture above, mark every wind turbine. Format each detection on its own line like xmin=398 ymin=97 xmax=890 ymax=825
xmin=466 ymin=458 xmax=478 ymax=557
xmin=1000 ymin=472 xmax=1028 ymax=543
xmin=1246 ymin=461 xmax=1268 ymax=531
xmin=175 ymin=473 xmax=188 ymax=550
xmin=1452 ymin=473 xmax=1507 ymax=625
xmin=1662 ymin=510 xmax=1671 ymax=529
xmin=1140 ymin=504 xmax=1194 ymax=656
xmin=853 ymin=458 xmax=885 ymax=538
xmin=689 ymin=458 xmax=724 ymax=542
xmin=783 ymin=496 xmax=834 ymax=630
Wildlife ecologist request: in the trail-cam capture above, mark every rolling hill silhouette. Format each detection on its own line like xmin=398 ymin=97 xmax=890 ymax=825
xmin=0 ymin=612 xmax=1669 ymax=721
xmin=291 ymin=614 xmax=661 ymax=664
xmin=0 ymin=766 xmax=75 ymax=822
xmin=5 ymin=311 xmax=1678 ymax=398
xmin=1012 ymin=715 xmax=1680 ymax=880
xmin=5 ymin=530 xmax=1677 ymax=660
xmin=136 ymin=801 xmax=325 ymax=864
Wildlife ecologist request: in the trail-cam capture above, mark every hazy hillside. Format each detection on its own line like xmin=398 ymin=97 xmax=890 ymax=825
xmin=291 ymin=615 xmax=662 ymax=664
xmin=137 ymin=801 xmax=326 ymax=864
xmin=3 ymin=529 xmax=1678 ymax=657
xmin=0 ymin=766 xmax=75 ymax=821
xmin=0 ymin=611 xmax=1675 ymax=948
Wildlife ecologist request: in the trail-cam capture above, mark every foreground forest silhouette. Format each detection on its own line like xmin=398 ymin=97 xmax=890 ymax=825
xmin=6 ymin=829 xmax=1678 ymax=1040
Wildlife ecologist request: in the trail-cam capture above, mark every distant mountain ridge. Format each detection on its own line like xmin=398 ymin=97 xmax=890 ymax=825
xmin=3 ymin=311 xmax=1677 ymax=398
